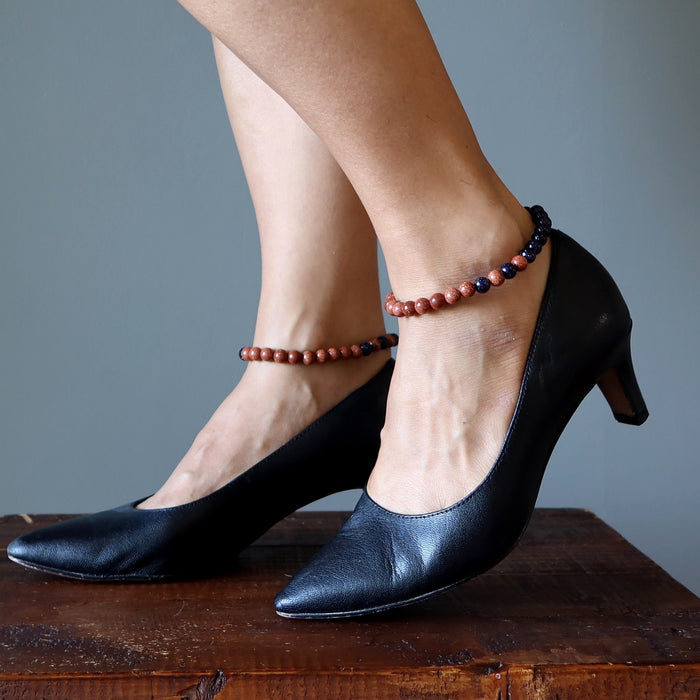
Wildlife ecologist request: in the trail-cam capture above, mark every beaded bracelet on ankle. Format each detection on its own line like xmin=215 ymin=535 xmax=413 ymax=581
xmin=384 ymin=205 xmax=552 ymax=317
xmin=239 ymin=333 xmax=398 ymax=365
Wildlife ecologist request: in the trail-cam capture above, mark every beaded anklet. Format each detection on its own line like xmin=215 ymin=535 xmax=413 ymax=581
xmin=384 ymin=205 xmax=552 ymax=317
xmin=239 ymin=333 xmax=398 ymax=365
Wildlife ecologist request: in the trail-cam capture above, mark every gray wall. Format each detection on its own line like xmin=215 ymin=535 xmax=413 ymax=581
xmin=2 ymin=2 xmax=698 ymax=595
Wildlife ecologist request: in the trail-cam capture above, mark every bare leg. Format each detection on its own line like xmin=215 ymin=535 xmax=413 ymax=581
xmin=141 ymin=39 xmax=387 ymax=509
xmin=178 ymin=0 xmax=551 ymax=513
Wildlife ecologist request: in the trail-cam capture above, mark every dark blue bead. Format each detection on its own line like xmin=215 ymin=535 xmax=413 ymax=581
xmin=527 ymin=240 xmax=542 ymax=254
xmin=500 ymin=262 xmax=517 ymax=279
xmin=522 ymin=249 xmax=536 ymax=263
xmin=474 ymin=277 xmax=492 ymax=293
xmin=238 ymin=347 xmax=245 ymax=360
xmin=533 ymin=232 xmax=548 ymax=245
xmin=360 ymin=342 xmax=373 ymax=356
xmin=377 ymin=335 xmax=389 ymax=349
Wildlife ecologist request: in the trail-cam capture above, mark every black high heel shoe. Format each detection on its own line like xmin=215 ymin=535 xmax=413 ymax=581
xmin=275 ymin=225 xmax=648 ymax=619
xmin=7 ymin=359 xmax=394 ymax=581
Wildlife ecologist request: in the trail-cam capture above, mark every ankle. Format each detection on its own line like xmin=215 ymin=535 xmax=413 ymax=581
xmin=381 ymin=196 xmax=534 ymax=300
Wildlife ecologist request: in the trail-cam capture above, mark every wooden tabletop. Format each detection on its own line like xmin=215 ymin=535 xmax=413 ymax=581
xmin=1 ymin=509 xmax=699 ymax=699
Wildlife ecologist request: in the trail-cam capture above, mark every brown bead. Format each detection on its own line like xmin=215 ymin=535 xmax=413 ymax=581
xmin=316 ymin=349 xmax=328 ymax=363
xmin=260 ymin=347 xmax=274 ymax=362
xmin=249 ymin=346 xmax=261 ymax=361
xmin=391 ymin=301 xmax=404 ymax=317
xmin=512 ymin=254 xmax=528 ymax=271
xmin=371 ymin=338 xmax=382 ymax=351
xmin=339 ymin=346 xmax=352 ymax=359
xmin=240 ymin=347 xmax=251 ymax=361
xmin=459 ymin=281 xmax=476 ymax=297
xmin=350 ymin=344 xmax=362 ymax=358
xmin=402 ymin=301 xmax=416 ymax=316
xmin=429 ymin=293 xmax=446 ymax=310
xmin=444 ymin=288 xmax=461 ymax=304
xmin=273 ymin=349 xmax=288 ymax=363
xmin=414 ymin=297 xmax=431 ymax=314
xmin=288 ymin=350 xmax=302 ymax=364
xmin=488 ymin=269 xmax=505 ymax=286
xmin=302 ymin=350 xmax=316 ymax=365
xmin=327 ymin=347 xmax=340 ymax=361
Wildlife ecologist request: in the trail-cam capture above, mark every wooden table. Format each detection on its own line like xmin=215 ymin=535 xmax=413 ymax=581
xmin=1 ymin=509 xmax=699 ymax=699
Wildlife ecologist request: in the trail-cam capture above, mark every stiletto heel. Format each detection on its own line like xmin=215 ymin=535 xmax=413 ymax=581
xmin=7 ymin=359 xmax=394 ymax=581
xmin=275 ymin=218 xmax=649 ymax=619
xmin=597 ymin=333 xmax=649 ymax=426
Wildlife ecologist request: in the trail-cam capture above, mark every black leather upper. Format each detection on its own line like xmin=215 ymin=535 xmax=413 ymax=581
xmin=275 ymin=231 xmax=637 ymax=617
xmin=7 ymin=359 xmax=394 ymax=581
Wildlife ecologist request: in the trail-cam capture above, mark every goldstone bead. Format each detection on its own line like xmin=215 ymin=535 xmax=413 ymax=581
xmin=459 ymin=281 xmax=476 ymax=297
xmin=487 ymin=270 xmax=505 ymax=286
xmin=444 ymin=288 xmax=461 ymax=304
xmin=429 ymin=293 xmax=446 ymax=309
xmin=415 ymin=298 xmax=431 ymax=314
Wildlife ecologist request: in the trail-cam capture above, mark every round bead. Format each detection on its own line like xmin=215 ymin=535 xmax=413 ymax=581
xmin=414 ymin=297 xmax=431 ymax=314
xmin=474 ymin=277 xmax=492 ymax=293
xmin=487 ymin=270 xmax=505 ymax=286
xmin=360 ymin=342 xmax=373 ymax=356
xmin=391 ymin=301 xmax=404 ymax=317
xmin=260 ymin=347 xmax=274 ymax=362
xmin=402 ymin=301 xmax=416 ymax=316
xmin=377 ymin=335 xmax=389 ymax=349
xmin=350 ymin=344 xmax=363 ymax=358
xmin=522 ymin=249 xmax=536 ymax=263
xmin=387 ymin=333 xmax=399 ymax=346
xmin=316 ymin=349 xmax=328 ymax=363
xmin=511 ymin=255 xmax=528 ymax=271
xmin=533 ymin=232 xmax=548 ymax=245
xmin=339 ymin=346 xmax=352 ymax=359
xmin=459 ymin=281 xmax=476 ymax=297
xmin=302 ymin=350 xmax=316 ymax=365
xmin=273 ymin=349 xmax=288 ymax=363
xmin=249 ymin=347 xmax=261 ymax=361
xmin=288 ymin=350 xmax=302 ymax=364
xmin=526 ymin=240 xmax=542 ymax=255
xmin=500 ymin=262 xmax=517 ymax=279
xmin=429 ymin=293 xmax=446 ymax=310
xmin=239 ymin=346 xmax=251 ymax=361
xmin=370 ymin=338 xmax=382 ymax=351
xmin=327 ymin=347 xmax=340 ymax=361
xmin=444 ymin=287 xmax=461 ymax=304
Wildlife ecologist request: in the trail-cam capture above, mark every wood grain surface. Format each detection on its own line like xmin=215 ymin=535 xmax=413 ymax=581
xmin=1 ymin=509 xmax=699 ymax=699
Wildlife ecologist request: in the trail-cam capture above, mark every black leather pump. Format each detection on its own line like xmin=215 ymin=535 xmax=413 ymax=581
xmin=275 ymin=230 xmax=648 ymax=618
xmin=7 ymin=359 xmax=394 ymax=581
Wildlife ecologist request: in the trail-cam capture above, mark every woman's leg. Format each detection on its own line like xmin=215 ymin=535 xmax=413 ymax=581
xmin=141 ymin=38 xmax=387 ymax=509
xmin=177 ymin=0 xmax=550 ymax=513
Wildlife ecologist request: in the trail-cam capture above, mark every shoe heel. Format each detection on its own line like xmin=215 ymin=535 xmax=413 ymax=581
xmin=597 ymin=334 xmax=649 ymax=426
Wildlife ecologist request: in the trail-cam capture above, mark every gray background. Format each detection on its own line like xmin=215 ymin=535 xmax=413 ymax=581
xmin=2 ymin=2 xmax=699 ymax=594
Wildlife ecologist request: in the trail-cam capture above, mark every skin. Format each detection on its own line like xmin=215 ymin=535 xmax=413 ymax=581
xmin=154 ymin=0 xmax=551 ymax=515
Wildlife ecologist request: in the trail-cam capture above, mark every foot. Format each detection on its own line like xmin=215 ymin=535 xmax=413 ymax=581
xmin=367 ymin=206 xmax=551 ymax=514
xmin=139 ymin=351 xmax=388 ymax=509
